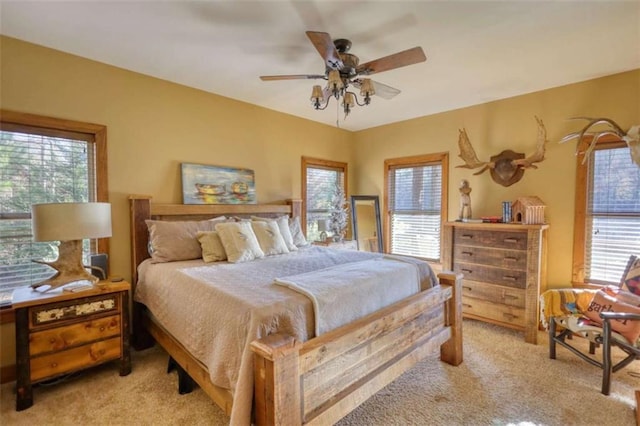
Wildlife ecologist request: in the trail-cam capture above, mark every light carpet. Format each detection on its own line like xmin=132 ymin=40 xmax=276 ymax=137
xmin=1 ymin=320 xmax=637 ymax=425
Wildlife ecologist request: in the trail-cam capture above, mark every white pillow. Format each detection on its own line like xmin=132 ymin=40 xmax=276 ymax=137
xmin=289 ymin=216 xmax=309 ymax=247
xmin=214 ymin=221 xmax=265 ymax=263
xmin=250 ymin=221 xmax=290 ymax=256
xmin=196 ymin=231 xmax=227 ymax=262
xmin=252 ymin=216 xmax=297 ymax=251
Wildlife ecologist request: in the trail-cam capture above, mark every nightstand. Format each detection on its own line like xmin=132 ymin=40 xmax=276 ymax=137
xmin=13 ymin=280 xmax=131 ymax=411
xmin=313 ymin=240 xmax=358 ymax=250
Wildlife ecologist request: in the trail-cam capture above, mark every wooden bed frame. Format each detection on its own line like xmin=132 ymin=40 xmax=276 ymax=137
xmin=129 ymin=195 xmax=463 ymax=425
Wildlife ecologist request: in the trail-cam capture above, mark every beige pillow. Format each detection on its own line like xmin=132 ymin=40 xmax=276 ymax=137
xmin=289 ymin=216 xmax=309 ymax=247
xmin=196 ymin=231 xmax=227 ymax=262
xmin=146 ymin=219 xmax=223 ymax=263
xmin=252 ymin=216 xmax=297 ymax=251
xmin=215 ymin=221 xmax=265 ymax=263
xmin=250 ymin=221 xmax=290 ymax=256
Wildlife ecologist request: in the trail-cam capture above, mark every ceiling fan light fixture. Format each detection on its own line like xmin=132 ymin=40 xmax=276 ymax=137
xmin=342 ymin=92 xmax=355 ymax=117
xmin=359 ymin=78 xmax=375 ymax=105
xmin=310 ymin=85 xmax=325 ymax=109
xmin=327 ymin=69 xmax=344 ymax=97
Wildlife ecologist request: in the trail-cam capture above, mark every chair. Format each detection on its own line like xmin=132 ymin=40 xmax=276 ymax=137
xmin=543 ymin=255 xmax=640 ymax=395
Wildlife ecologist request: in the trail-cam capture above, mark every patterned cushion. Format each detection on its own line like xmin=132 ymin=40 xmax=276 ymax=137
xmin=582 ymin=290 xmax=640 ymax=344
xmin=214 ymin=221 xmax=264 ymax=263
xmin=621 ymin=255 xmax=640 ymax=295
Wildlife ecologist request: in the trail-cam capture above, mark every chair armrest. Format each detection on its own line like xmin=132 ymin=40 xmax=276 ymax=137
xmin=600 ymin=312 xmax=640 ymax=321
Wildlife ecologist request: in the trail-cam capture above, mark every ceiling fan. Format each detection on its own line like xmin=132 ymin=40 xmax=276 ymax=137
xmin=260 ymin=31 xmax=427 ymax=119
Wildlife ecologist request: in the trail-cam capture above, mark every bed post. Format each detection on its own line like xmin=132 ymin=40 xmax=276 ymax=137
xmin=128 ymin=195 xmax=155 ymax=350
xmin=287 ymin=199 xmax=302 ymax=219
xmin=438 ymin=271 xmax=463 ymax=366
xmin=251 ymin=334 xmax=303 ymax=426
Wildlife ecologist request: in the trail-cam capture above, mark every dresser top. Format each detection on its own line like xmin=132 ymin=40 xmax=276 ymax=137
xmin=444 ymin=221 xmax=549 ymax=231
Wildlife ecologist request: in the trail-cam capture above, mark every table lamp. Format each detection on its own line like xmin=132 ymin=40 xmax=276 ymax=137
xmin=31 ymin=202 xmax=112 ymax=291
xmin=317 ymin=219 xmax=328 ymax=242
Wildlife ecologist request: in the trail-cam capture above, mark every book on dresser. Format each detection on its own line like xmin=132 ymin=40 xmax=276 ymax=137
xmin=442 ymin=221 xmax=549 ymax=344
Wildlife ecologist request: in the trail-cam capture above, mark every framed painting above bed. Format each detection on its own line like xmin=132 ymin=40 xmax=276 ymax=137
xmin=181 ymin=162 xmax=256 ymax=205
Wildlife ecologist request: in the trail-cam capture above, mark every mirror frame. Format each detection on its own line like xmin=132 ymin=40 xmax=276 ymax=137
xmin=350 ymin=195 xmax=383 ymax=253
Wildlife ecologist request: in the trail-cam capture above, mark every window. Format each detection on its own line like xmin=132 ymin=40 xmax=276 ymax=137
xmin=0 ymin=111 xmax=108 ymax=294
xmin=573 ymin=137 xmax=640 ymax=285
xmin=384 ymin=153 xmax=448 ymax=261
xmin=302 ymin=157 xmax=348 ymax=242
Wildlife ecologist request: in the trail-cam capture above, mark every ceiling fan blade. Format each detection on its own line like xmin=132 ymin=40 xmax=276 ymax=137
xmin=306 ymin=31 xmax=344 ymax=70
xmin=260 ymin=74 xmax=326 ymax=81
xmin=352 ymin=79 xmax=401 ymax=100
xmin=356 ymin=47 xmax=426 ymax=75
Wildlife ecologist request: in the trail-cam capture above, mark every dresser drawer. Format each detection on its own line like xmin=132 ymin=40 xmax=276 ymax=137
xmin=461 ymin=280 xmax=525 ymax=308
xmin=462 ymin=297 xmax=525 ymax=327
xmin=30 ymin=294 xmax=120 ymax=329
xmin=455 ymin=262 xmax=526 ymax=288
xmin=453 ymin=228 xmax=527 ymax=251
xmin=29 ymin=315 xmax=121 ymax=356
xmin=30 ymin=336 xmax=122 ymax=382
xmin=453 ymin=245 xmax=527 ymax=269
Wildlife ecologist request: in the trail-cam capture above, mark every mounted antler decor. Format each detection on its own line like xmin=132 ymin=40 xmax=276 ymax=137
xmin=559 ymin=117 xmax=640 ymax=167
xmin=456 ymin=116 xmax=547 ymax=187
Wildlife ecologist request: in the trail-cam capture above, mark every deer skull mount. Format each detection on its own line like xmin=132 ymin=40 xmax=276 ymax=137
xmin=456 ymin=116 xmax=547 ymax=187
xmin=559 ymin=117 xmax=640 ymax=167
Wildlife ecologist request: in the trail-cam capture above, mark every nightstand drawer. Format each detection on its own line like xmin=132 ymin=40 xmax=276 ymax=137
xmin=30 ymin=294 xmax=120 ymax=329
xmin=454 ymin=262 xmax=527 ymax=288
xmin=453 ymin=245 xmax=527 ymax=269
xmin=453 ymin=228 xmax=528 ymax=250
xmin=30 ymin=336 xmax=122 ymax=381
xmin=29 ymin=314 xmax=121 ymax=356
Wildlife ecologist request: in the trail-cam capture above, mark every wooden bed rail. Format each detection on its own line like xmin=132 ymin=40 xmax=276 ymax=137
xmin=251 ymin=272 xmax=463 ymax=426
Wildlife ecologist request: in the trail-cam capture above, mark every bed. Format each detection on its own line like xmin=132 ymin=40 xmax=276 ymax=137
xmin=129 ymin=195 xmax=463 ymax=425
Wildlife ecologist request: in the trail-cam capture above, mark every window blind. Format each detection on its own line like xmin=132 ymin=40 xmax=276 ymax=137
xmin=0 ymin=129 xmax=95 ymax=291
xmin=388 ymin=163 xmax=442 ymax=260
xmin=585 ymin=146 xmax=640 ymax=283
xmin=305 ymin=166 xmax=344 ymax=241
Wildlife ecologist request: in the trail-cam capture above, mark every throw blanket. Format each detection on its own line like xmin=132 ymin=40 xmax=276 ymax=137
xmin=274 ymin=256 xmax=421 ymax=335
xmin=539 ymin=288 xmax=597 ymax=329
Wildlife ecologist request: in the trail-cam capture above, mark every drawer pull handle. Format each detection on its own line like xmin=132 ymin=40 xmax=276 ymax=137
xmin=504 ymin=256 xmax=518 ymax=262
xmin=51 ymin=362 xmax=58 ymax=368
xmin=504 ymin=294 xmax=519 ymax=300
xmin=503 ymin=313 xmax=518 ymax=320
xmin=462 ymin=303 xmax=473 ymax=308
xmin=503 ymin=238 xmax=519 ymax=243
xmin=49 ymin=338 xmax=56 ymax=344
xmin=461 ymin=234 xmax=473 ymax=240
xmin=503 ymin=275 xmax=518 ymax=281
xmin=461 ymin=251 xmax=473 ymax=256
xmin=462 ymin=286 xmax=472 ymax=291
xmin=461 ymin=269 xmax=472 ymax=274
xmin=99 ymin=326 xmax=105 ymax=332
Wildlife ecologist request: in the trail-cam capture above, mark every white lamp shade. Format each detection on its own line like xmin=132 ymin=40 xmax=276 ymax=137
xmin=317 ymin=219 xmax=328 ymax=232
xmin=31 ymin=202 xmax=112 ymax=242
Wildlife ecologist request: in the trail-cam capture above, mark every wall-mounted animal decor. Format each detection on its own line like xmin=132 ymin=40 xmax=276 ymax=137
xmin=456 ymin=116 xmax=547 ymax=187
xmin=559 ymin=117 xmax=640 ymax=167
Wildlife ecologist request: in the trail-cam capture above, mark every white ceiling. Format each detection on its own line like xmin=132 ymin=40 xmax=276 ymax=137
xmin=1 ymin=1 xmax=639 ymax=131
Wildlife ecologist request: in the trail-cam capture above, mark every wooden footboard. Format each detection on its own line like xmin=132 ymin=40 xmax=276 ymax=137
xmin=251 ymin=272 xmax=462 ymax=426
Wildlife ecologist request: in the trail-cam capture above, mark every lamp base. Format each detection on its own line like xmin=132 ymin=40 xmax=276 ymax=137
xmin=31 ymin=240 xmax=99 ymax=291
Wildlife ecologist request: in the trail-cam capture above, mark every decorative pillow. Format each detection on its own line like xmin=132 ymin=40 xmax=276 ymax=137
xmin=620 ymin=255 xmax=640 ymax=296
xmin=252 ymin=216 xmax=297 ymax=251
xmin=196 ymin=231 xmax=227 ymax=263
xmin=146 ymin=219 xmax=223 ymax=263
xmin=289 ymin=216 xmax=309 ymax=247
xmin=602 ymin=285 xmax=640 ymax=307
xmin=214 ymin=221 xmax=265 ymax=263
xmin=250 ymin=221 xmax=290 ymax=256
xmin=583 ymin=290 xmax=640 ymax=344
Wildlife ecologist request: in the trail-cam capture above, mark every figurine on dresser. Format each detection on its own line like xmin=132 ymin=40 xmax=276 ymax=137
xmin=458 ymin=179 xmax=472 ymax=220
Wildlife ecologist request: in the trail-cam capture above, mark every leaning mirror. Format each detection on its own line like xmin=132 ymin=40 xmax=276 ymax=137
xmin=350 ymin=195 xmax=383 ymax=253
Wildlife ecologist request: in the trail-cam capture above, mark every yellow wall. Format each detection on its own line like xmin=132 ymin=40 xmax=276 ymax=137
xmin=1 ymin=35 xmax=639 ymax=370
xmin=354 ymin=70 xmax=639 ymax=288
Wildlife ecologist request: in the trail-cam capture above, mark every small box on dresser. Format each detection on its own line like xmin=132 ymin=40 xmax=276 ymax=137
xmin=12 ymin=280 xmax=131 ymax=411
xmin=442 ymin=222 xmax=548 ymax=344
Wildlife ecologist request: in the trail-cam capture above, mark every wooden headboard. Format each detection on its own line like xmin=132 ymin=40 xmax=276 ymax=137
xmin=128 ymin=195 xmax=302 ymax=288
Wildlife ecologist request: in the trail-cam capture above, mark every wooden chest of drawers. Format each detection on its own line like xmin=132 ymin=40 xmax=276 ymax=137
xmin=442 ymin=222 xmax=548 ymax=344
xmin=13 ymin=281 xmax=131 ymax=410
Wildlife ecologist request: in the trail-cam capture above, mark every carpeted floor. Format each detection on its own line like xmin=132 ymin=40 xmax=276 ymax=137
xmin=1 ymin=319 xmax=637 ymax=425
